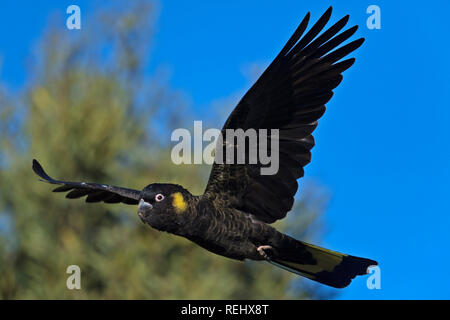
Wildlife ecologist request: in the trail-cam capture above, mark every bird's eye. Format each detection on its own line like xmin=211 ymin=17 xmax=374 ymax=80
xmin=155 ymin=194 xmax=165 ymax=202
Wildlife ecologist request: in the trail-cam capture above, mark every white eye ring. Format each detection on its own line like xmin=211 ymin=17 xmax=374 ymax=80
xmin=155 ymin=194 xmax=165 ymax=202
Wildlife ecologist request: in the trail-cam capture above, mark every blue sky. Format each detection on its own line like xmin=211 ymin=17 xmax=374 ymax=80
xmin=1 ymin=1 xmax=449 ymax=299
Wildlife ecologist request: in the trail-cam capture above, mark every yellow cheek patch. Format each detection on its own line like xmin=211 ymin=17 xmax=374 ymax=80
xmin=172 ymin=192 xmax=187 ymax=213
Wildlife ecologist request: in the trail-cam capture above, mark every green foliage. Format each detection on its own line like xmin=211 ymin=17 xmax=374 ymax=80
xmin=0 ymin=1 xmax=328 ymax=299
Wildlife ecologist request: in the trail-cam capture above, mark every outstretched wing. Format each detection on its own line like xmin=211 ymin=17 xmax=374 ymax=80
xmin=204 ymin=7 xmax=363 ymax=223
xmin=32 ymin=159 xmax=140 ymax=205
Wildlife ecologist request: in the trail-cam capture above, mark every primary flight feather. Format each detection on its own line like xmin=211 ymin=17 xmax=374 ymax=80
xmin=33 ymin=7 xmax=377 ymax=288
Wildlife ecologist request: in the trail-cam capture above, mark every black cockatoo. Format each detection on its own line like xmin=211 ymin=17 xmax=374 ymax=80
xmin=33 ymin=7 xmax=377 ymax=288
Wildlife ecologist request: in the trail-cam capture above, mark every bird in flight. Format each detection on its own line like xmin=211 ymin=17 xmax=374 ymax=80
xmin=33 ymin=7 xmax=377 ymax=288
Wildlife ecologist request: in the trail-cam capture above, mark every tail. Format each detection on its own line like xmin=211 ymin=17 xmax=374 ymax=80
xmin=267 ymin=238 xmax=378 ymax=288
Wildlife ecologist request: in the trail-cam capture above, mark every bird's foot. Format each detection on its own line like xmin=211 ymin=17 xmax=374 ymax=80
xmin=257 ymin=245 xmax=275 ymax=260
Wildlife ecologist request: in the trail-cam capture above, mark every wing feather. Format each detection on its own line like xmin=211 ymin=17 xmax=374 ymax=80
xmin=32 ymin=159 xmax=140 ymax=205
xmin=204 ymin=7 xmax=363 ymax=223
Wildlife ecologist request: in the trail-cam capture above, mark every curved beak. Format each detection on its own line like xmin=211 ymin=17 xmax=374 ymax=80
xmin=138 ymin=199 xmax=153 ymax=219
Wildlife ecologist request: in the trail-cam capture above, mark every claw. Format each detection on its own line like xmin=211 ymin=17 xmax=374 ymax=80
xmin=257 ymin=245 xmax=274 ymax=260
